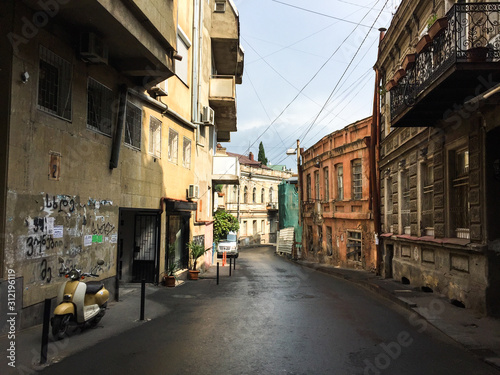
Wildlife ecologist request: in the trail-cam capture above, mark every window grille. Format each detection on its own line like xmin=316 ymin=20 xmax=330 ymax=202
xmin=337 ymin=165 xmax=344 ymax=200
xmin=347 ymin=231 xmax=362 ymax=262
xmin=124 ymin=102 xmax=142 ymax=149
xmin=182 ymin=137 xmax=191 ymax=169
xmin=38 ymin=46 xmax=72 ymax=120
xmin=168 ymin=128 xmax=178 ymax=164
xmin=87 ymin=78 xmax=113 ymax=135
xmin=352 ymin=160 xmax=362 ymax=200
xmin=149 ymin=116 xmax=162 ymax=157
xmin=450 ymin=149 xmax=470 ymax=239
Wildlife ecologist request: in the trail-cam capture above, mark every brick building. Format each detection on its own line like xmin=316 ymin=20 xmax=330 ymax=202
xmin=301 ymin=117 xmax=377 ymax=271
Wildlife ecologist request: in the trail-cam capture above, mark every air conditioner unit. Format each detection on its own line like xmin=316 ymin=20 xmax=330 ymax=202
xmin=80 ymin=32 xmax=109 ymax=64
xmin=201 ymin=106 xmax=215 ymax=125
xmin=188 ymin=184 xmax=199 ymax=199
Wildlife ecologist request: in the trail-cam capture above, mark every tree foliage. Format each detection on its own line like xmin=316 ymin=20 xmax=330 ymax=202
xmin=258 ymin=141 xmax=268 ymax=166
xmin=213 ymin=209 xmax=239 ymax=244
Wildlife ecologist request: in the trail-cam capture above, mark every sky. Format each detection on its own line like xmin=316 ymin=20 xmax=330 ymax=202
xmin=224 ymin=0 xmax=403 ymax=171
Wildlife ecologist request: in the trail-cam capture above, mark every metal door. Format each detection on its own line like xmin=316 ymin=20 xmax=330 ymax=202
xmin=132 ymin=214 xmax=159 ymax=282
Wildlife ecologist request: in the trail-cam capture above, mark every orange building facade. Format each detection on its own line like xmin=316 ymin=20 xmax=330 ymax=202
xmin=301 ymin=117 xmax=377 ymax=271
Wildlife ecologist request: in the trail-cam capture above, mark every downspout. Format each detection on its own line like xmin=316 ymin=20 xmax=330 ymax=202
xmin=109 ymin=86 xmax=128 ymax=169
xmin=192 ymin=0 xmax=201 ymax=128
xmin=371 ymin=28 xmax=386 ymax=274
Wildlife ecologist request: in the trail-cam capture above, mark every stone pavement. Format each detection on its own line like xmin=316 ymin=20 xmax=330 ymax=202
xmin=295 ymin=258 xmax=500 ymax=371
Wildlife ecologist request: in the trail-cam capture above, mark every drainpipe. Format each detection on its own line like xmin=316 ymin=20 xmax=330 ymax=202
xmin=371 ymin=28 xmax=386 ymax=274
xmin=192 ymin=0 xmax=201 ymax=128
xmin=109 ymin=86 xmax=128 ymax=169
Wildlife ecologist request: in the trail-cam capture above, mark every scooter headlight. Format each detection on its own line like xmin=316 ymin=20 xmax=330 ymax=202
xmin=63 ymin=294 xmax=72 ymax=302
xmin=68 ymin=269 xmax=80 ymax=280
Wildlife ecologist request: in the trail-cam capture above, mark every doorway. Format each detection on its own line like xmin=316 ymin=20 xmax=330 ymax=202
xmin=118 ymin=209 xmax=160 ymax=284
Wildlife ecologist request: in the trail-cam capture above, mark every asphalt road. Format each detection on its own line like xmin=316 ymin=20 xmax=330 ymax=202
xmin=38 ymin=246 xmax=500 ymax=375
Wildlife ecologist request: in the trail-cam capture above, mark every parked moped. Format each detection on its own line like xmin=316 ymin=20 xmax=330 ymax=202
xmin=52 ymin=258 xmax=109 ymax=340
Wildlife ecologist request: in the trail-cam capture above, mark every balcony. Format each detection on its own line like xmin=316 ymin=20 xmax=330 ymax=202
xmin=210 ymin=75 xmax=237 ymax=134
xmin=390 ymin=3 xmax=500 ymax=127
xmin=212 ymin=155 xmax=240 ymax=185
xmin=23 ymin=0 xmax=176 ymax=88
xmin=211 ymin=1 xmax=244 ymax=83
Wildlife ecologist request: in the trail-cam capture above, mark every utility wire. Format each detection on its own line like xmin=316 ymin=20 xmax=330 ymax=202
xmin=272 ymin=0 xmax=378 ymax=29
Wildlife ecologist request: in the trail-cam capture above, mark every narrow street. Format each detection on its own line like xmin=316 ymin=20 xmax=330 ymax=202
xmin=38 ymin=246 xmax=499 ymax=375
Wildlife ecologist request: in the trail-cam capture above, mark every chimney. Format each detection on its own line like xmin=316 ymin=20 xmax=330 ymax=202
xmin=249 ymin=152 xmax=254 ymax=161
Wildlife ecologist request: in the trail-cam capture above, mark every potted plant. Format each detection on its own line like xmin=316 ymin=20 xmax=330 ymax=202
xmin=215 ymin=184 xmax=224 ymax=197
xmin=427 ymin=14 xmax=448 ymax=40
xmin=163 ymin=243 xmax=177 ymax=287
xmin=187 ymin=241 xmax=206 ymax=280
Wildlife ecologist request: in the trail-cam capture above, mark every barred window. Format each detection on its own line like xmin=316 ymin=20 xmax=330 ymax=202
xmin=182 ymin=137 xmax=191 ymax=169
xmin=421 ymin=162 xmax=434 ymax=236
xmin=347 ymin=231 xmax=362 ymax=262
xmin=38 ymin=46 xmax=72 ymax=120
xmin=352 ymin=159 xmax=362 ymax=200
xmin=386 ymin=177 xmax=394 ymax=233
xmin=149 ymin=116 xmax=162 ymax=158
xmin=168 ymin=128 xmax=178 ymax=164
xmin=124 ymin=102 xmax=142 ymax=149
xmin=87 ymin=78 xmax=113 ymax=135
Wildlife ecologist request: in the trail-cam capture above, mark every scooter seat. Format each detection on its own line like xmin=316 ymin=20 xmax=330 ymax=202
xmin=85 ymin=281 xmax=104 ymax=294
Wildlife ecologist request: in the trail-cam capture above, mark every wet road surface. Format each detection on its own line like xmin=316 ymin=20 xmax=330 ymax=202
xmin=39 ymin=246 xmax=500 ymax=374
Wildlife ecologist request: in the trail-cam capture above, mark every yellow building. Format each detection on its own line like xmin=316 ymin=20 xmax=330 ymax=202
xmin=0 ymin=0 xmax=243 ymax=331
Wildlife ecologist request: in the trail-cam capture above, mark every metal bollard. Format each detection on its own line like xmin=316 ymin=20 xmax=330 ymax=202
xmin=217 ymin=262 xmax=219 ymax=285
xmin=40 ymin=298 xmax=51 ymax=364
xmin=229 ymin=257 xmax=232 ymax=276
xmin=234 ymin=257 xmax=236 ymax=270
xmin=140 ymin=279 xmax=145 ymax=321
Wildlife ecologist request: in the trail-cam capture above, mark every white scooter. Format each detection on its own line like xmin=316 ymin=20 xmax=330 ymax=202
xmin=52 ymin=258 xmax=109 ymax=340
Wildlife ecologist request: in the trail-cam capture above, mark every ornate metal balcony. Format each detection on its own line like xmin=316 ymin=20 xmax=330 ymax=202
xmin=390 ymin=3 xmax=500 ymax=126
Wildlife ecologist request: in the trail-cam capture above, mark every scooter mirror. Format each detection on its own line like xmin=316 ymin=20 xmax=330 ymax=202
xmin=97 ymin=259 xmax=104 ymax=265
xmin=58 ymin=257 xmax=64 ymax=263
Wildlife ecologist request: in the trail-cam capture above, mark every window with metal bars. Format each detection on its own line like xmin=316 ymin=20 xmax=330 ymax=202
xmin=38 ymin=46 xmax=72 ymax=120
xmin=421 ymin=162 xmax=434 ymax=236
xmin=168 ymin=128 xmax=178 ymax=164
xmin=450 ymin=148 xmax=470 ymax=239
xmin=352 ymin=159 xmax=362 ymax=200
xmin=386 ymin=176 xmax=394 ymax=233
xmin=124 ymin=102 xmax=142 ymax=149
xmin=149 ymin=116 xmax=162 ymax=158
xmin=182 ymin=137 xmax=191 ymax=169
xmin=87 ymin=78 xmax=113 ymax=135
xmin=401 ymin=169 xmax=411 ymax=235
xmin=336 ymin=164 xmax=344 ymax=200
xmin=347 ymin=231 xmax=362 ymax=262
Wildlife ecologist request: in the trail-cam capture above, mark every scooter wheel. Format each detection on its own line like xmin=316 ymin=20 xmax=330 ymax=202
xmin=52 ymin=314 xmax=71 ymax=340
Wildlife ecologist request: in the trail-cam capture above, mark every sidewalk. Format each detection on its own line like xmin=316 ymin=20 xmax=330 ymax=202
xmin=295 ymin=259 xmax=500 ymax=371
xmin=0 ymin=283 xmax=168 ymax=374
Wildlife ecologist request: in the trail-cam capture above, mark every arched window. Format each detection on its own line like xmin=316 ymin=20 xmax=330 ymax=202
xmin=252 ymin=187 xmax=257 ymax=203
xmin=244 ymin=186 xmax=248 ymax=203
xmin=269 ymin=187 xmax=274 ymax=203
xmin=261 ymin=188 xmax=265 ymax=203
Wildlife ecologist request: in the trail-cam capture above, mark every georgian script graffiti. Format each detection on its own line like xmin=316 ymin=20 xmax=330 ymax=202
xmin=44 ymin=193 xmax=75 ymax=214
xmin=26 ymin=234 xmax=63 ymax=257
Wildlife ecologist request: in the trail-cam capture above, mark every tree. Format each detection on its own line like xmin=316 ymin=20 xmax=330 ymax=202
xmin=258 ymin=141 xmax=268 ymax=165
xmin=213 ymin=209 xmax=239 ymax=244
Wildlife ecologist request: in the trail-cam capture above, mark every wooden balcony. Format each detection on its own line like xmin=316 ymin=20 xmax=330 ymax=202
xmin=390 ymin=3 xmax=500 ymax=127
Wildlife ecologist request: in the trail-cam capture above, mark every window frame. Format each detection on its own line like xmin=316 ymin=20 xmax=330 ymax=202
xmin=176 ymin=27 xmax=191 ymax=85
xmin=336 ymin=164 xmax=344 ymax=201
xmin=87 ymin=78 xmax=114 ymax=136
xmin=323 ymin=167 xmax=330 ymax=201
xmin=182 ymin=136 xmax=192 ymax=169
xmin=148 ymin=115 xmax=162 ymax=158
xmin=168 ymin=128 xmax=179 ymax=164
xmin=124 ymin=101 xmax=142 ymax=150
xmin=351 ymin=159 xmax=362 ymax=200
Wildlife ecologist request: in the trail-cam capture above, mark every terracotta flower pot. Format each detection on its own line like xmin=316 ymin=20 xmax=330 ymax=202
xmin=393 ymin=68 xmax=406 ymax=83
xmin=428 ymin=17 xmax=448 ymax=40
xmin=416 ymin=34 xmax=432 ymax=54
xmin=385 ymin=79 xmax=396 ymax=92
xmin=188 ymin=270 xmax=200 ymax=280
xmin=164 ymin=275 xmax=176 ymax=287
xmin=466 ymin=47 xmax=489 ymax=62
xmin=402 ymin=53 xmax=416 ymax=70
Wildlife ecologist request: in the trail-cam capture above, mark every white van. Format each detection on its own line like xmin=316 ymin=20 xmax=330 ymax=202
xmin=217 ymin=231 xmax=238 ymax=258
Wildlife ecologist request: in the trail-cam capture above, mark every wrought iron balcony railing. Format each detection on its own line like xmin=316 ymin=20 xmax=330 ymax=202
xmin=390 ymin=2 xmax=500 ymax=122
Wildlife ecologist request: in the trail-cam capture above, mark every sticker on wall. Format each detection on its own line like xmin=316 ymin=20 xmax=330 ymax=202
xmin=84 ymin=235 xmax=92 ymax=247
xmin=53 ymin=225 xmax=63 ymax=239
xmin=92 ymin=235 xmax=103 ymax=243
xmin=110 ymin=234 xmax=117 ymax=244
xmin=48 ymin=151 xmax=61 ymax=181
